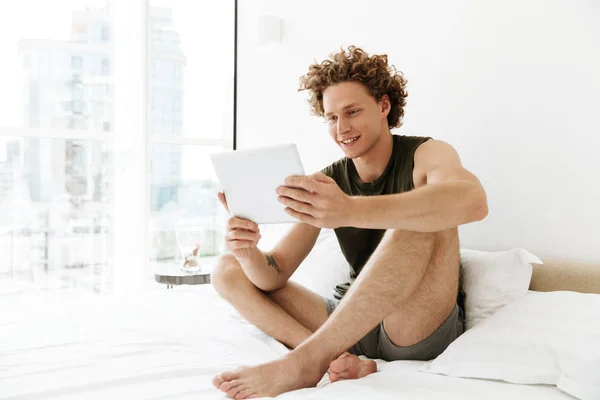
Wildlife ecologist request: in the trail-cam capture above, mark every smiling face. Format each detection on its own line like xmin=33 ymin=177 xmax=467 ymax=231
xmin=322 ymin=81 xmax=391 ymax=159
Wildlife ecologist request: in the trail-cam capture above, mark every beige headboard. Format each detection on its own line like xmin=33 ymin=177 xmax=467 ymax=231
xmin=530 ymin=258 xmax=600 ymax=294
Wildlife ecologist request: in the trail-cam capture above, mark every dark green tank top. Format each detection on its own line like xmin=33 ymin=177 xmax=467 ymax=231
xmin=322 ymin=134 xmax=431 ymax=299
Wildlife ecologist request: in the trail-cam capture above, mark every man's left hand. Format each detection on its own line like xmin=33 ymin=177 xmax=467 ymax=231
xmin=276 ymin=172 xmax=354 ymax=229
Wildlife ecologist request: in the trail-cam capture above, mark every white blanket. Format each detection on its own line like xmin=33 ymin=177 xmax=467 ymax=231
xmin=1 ymin=286 xmax=571 ymax=399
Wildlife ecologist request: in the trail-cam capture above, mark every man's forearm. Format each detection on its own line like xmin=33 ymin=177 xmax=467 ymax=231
xmin=237 ymin=247 xmax=284 ymax=292
xmin=350 ymin=180 xmax=488 ymax=232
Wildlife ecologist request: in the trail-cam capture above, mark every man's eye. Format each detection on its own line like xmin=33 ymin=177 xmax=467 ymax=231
xmin=348 ymin=109 xmax=358 ymax=115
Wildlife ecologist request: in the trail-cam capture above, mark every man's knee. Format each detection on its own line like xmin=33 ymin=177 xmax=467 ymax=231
xmin=211 ymin=253 xmax=247 ymax=298
xmin=264 ymin=281 xmax=292 ymax=301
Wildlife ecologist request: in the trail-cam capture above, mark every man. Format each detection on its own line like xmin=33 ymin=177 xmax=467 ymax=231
xmin=211 ymin=46 xmax=488 ymax=399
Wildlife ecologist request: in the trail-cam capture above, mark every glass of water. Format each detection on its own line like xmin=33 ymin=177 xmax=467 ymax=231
xmin=175 ymin=223 xmax=206 ymax=273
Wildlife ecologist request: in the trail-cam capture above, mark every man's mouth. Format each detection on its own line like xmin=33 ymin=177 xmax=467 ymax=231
xmin=340 ymin=136 xmax=360 ymax=146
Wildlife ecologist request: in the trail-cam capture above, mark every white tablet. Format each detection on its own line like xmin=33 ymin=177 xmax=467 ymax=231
xmin=210 ymin=143 xmax=305 ymax=224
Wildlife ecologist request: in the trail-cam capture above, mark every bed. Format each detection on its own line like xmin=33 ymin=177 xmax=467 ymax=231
xmin=2 ymin=230 xmax=599 ymax=399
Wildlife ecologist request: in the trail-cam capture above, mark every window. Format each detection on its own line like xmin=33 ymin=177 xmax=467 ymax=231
xmin=71 ymin=55 xmax=83 ymax=70
xmin=0 ymin=1 xmax=235 ymax=295
xmin=68 ymin=117 xmax=85 ymax=130
xmin=101 ymin=57 xmax=110 ymax=75
xmin=101 ymin=24 xmax=109 ymax=42
xmin=147 ymin=1 xmax=234 ymax=288
xmin=149 ymin=1 xmax=234 ymax=141
xmin=72 ymin=86 xmax=84 ymax=100
xmin=72 ymin=100 xmax=84 ymax=114
xmin=0 ymin=137 xmax=113 ymax=293
xmin=148 ymin=144 xmax=229 ymax=287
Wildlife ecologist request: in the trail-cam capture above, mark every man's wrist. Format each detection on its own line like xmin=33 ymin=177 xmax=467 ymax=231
xmin=347 ymin=195 xmax=364 ymax=228
xmin=235 ymin=246 xmax=260 ymax=264
xmin=237 ymin=247 xmax=265 ymax=274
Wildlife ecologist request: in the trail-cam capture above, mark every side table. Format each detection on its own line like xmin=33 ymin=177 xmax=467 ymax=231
xmin=154 ymin=264 xmax=213 ymax=289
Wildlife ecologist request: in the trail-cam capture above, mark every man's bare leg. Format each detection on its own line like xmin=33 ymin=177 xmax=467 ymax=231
xmin=212 ymin=228 xmax=459 ymax=399
xmin=381 ymin=228 xmax=459 ymax=347
xmin=211 ymin=253 xmax=325 ymax=349
xmin=328 ymin=228 xmax=458 ymax=382
xmin=210 ymin=254 xmax=376 ymax=397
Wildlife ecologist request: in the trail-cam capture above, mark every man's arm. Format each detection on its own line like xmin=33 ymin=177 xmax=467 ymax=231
xmin=350 ymin=140 xmax=488 ymax=232
xmin=240 ymin=223 xmax=321 ymax=292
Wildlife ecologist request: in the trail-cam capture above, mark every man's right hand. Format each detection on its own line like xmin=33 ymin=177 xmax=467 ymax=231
xmin=217 ymin=192 xmax=261 ymax=261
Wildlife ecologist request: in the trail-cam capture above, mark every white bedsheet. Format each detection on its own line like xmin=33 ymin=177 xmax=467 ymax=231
xmin=1 ymin=286 xmax=572 ymax=399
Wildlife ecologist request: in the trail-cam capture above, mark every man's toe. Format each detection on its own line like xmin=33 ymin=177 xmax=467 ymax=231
xmin=220 ymin=379 xmax=242 ymax=393
xmin=329 ymin=372 xmax=343 ymax=382
xmin=235 ymin=387 xmax=253 ymax=400
xmin=221 ymin=370 xmax=240 ymax=381
xmin=212 ymin=375 xmax=224 ymax=389
xmin=329 ymin=356 xmax=351 ymax=374
xmin=227 ymin=383 xmax=246 ymax=399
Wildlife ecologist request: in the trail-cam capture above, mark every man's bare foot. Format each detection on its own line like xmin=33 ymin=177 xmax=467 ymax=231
xmin=327 ymin=352 xmax=377 ymax=382
xmin=212 ymin=352 xmax=327 ymax=399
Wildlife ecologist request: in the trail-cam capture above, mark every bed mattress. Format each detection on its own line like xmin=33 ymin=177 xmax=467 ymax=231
xmin=1 ymin=286 xmax=572 ymax=399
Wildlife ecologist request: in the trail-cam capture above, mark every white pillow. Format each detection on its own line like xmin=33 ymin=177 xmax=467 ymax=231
xmin=290 ymin=229 xmax=350 ymax=299
xmin=420 ymin=291 xmax=600 ymax=399
xmin=262 ymin=230 xmax=541 ymax=314
xmin=258 ymin=224 xmax=349 ymax=299
xmin=554 ymin=336 xmax=600 ymax=400
xmin=460 ymin=248 xmax=542 ymax=330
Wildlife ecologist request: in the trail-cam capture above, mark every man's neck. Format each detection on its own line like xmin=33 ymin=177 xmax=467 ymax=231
xmin=352 ymin=132 xmax=394 ymax=183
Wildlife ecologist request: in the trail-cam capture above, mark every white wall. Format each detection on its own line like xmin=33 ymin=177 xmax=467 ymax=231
xmin=238 ymin=0 xmax=600 ymax=263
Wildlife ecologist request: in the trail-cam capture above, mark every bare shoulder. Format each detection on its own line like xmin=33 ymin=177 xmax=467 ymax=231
xmin=414 ymin=139 xmax=460 ymax=164
xmin=412 ymin=140 xmax=462 ymax=188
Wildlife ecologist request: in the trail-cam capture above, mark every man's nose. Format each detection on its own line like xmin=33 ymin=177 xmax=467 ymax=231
xmin=337 ymin=117 xmax=351 ymax=135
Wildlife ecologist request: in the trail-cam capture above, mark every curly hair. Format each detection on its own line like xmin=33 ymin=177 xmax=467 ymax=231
xmin=298 ymin=46 xmax=408 ymax=129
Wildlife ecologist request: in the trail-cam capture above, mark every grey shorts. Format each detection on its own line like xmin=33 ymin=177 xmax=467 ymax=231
xmin=324 ymin=297 xmax=465 ymax=361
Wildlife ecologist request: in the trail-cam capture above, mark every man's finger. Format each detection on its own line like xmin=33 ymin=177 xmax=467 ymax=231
xmin=230 ymin=240 xmax=255 ymax=249
xmin=276 ymin=186 xmax=315 ymax=203
xmin=217 ymin=192 xmax=231 ymax=214
xmin=284 ymin=207 xmax=316 ymax=225
xmin=227 ymin=230 xmax=260 ymax=242
xmin=279 ymin=196 xmax=314 ymax=215
xmin=284 ymin=175 xmax=320 ymax=193
xmin=227 ymin=217 xmax=258 ymax=232
xmin=311 ymin=172 xmax=334 ymax=183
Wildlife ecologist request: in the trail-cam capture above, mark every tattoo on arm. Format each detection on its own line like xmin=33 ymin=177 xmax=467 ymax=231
xmin=265 ymin=253 xmax=281 ymax=274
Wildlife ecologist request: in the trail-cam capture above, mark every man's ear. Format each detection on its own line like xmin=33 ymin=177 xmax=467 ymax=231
xmin=379 ymin=94 xmax=391 ymax=117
